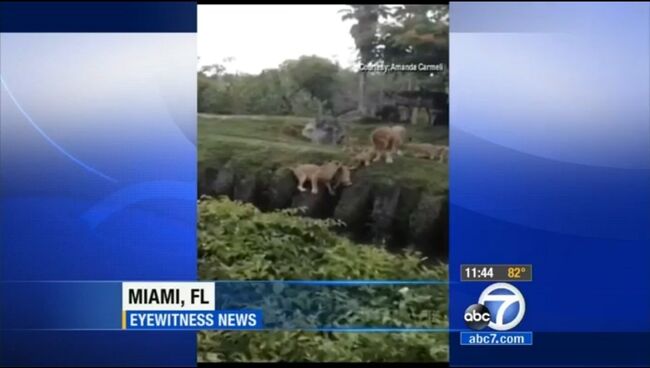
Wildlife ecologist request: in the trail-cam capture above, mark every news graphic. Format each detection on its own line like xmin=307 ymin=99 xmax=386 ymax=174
xmin=3 ymin=2 xmax=650 ymax=367
xmin=450 ymin=2 xmax=650 ymax=367
xmin=0 ymin=1 xmax=198 ymax=366
xmin=459 ymin=265 xmax=532 ymax=347
xmin=196 ymin=4 xmax=449 ymax=363
xmin=122 ymin=282 xmax=262 ymax=331
xmin=461 ymin=281 xmax=531 ymax=346
xmin=118 ymin=278 xmax=451 ymax=364
xmin=476 ymin=283 xmax=526 ymax=331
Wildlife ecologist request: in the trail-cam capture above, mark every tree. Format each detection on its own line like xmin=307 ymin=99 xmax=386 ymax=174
xmin=340 ymin=5 xmax=388 ymax=116
xmin=196 ymin=57 xmax=341 ymax=117
xmin=386 ymin=5 xmax=448 ymax=67
xmin=377 ymin=5 xmax=449 ymax=124
xmin=199 ymin=63 xmax=226 ymax=79
xmin=281 ymin=56 xmax=340 ymax=117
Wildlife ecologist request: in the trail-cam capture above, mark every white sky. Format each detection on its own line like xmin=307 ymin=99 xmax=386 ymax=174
xmin=197 ymin=5 xmax=359 ymax=75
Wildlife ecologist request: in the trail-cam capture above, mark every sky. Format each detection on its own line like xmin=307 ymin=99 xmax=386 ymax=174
xmin=198 ymin=5 xmax=359 ymax=75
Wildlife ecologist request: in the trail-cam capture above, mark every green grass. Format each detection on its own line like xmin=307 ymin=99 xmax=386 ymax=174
xmin=198 ymin=198 xmax=449 ymax=362
xmin=342 ymin=122 xmax=449 ymax=146
xmin=198 ymin=114 xmax=448 ymax=195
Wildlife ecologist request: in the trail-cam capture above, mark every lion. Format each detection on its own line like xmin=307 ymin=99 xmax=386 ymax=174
xmin=370 ymin=125 xmax=408 ymax=164
xmin=349 ymin=147 xmax=378 ymax=169
xmin=406 ymin=143 xmax=448 ymax=162
xmin=290 ymin=161 xmax=353 ymax=195
xmin=436 ymin=145 xmax=449 ymax=163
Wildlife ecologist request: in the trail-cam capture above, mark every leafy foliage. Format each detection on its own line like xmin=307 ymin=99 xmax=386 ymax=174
xmin=339 ymin=5 xmax=388 ymax=65
xmin=281 ymin=56 xmax=340 ymax=114
xmin=379 ymin=4 xmax=449 ymax=96
xmin=197 ymin=198 xmax=448 ymax=362
xmin=198 ymin=67 xmax=420 ymax=117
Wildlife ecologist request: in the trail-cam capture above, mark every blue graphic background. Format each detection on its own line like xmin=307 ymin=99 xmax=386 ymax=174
xmin=0 ymin=281 xmax=446 ymax=332
xmin=450 ymin=2 xmax=650 ymax=366
xmin=2 ymin=2 xmax=650 ymax=366
xmin=0 ymin=2 xmax=197 ymax=366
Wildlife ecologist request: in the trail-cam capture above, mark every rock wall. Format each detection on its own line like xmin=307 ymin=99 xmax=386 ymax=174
xmin=199 ymin=162 xmax=448 ymax=261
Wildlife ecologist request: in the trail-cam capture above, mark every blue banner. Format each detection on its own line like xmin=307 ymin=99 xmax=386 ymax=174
xmin=0 ymin=2 xmax=196 ymax=32
xmin=0 ymin=281 xmax=446 ymax=331
xmin=0 ymin=1 xmax=197 ymax=366
xmin=125 ymin=310 xmax=264 ymax=330
xmin=460 ymin=332 xmax=533 ymax=346
xmin=450 ymin=2 xmax=650 ymax=366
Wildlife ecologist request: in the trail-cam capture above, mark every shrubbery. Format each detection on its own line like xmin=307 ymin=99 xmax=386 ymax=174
xmin=198 ymin=198 xmax=448 ymax=362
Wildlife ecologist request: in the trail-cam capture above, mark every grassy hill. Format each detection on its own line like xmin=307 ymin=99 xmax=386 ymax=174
xmin=198 ymin=114 xmax=449 ymax=195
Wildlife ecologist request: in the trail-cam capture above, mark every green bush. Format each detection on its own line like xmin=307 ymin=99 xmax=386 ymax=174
xmin=198 ymin=198 xmax=448 ymax=362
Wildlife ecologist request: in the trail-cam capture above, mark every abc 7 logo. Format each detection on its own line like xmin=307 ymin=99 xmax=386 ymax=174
xmin=464 ymin=283 xmax=526 ymax=331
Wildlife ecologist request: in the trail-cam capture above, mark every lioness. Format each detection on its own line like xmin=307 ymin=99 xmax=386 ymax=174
xmin=291 ymin=161 xmax=353 ymax=195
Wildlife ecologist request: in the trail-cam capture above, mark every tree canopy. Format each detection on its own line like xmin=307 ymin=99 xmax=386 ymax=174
xmin=197 ymin=5 xmax=449 ymax=119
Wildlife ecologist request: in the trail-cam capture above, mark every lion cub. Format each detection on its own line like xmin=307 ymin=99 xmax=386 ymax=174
xmin=350 ymin=147 xmax=377 ymax=169
xmin=291 ymin=161 xmax=353 ymax=195
xmin=407 ymin=143 xmax=448 ymax=162
xmin=435 ymin=145 xmax=449 ymax=163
